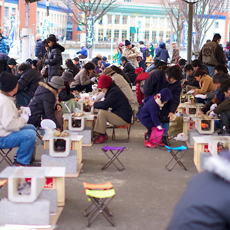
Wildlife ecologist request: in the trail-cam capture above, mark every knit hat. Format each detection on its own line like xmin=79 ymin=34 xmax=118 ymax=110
xmin=7 ymin=58 xmax=17 ymax=65
xmin=103 ymin=67 xmax=115 ymax=76
xmin=118 ymin=42 xmax=124 ymax=47
xmin=0 ymin=71 xmax=18 ymax=92
xmin=61 ymin=71 xmax=74 ymax=82
xmin=49 ymin=76 xmax=65 ymax=89
xmin=159 ymin=88 xmax=173 ymax=103
xmin=125 ymin=40 xmax=131 ymax=46
xmin=102 ymin=56 xmax=107 ymax=61
xmin=97 ymin=75 xmax=113 ymax=89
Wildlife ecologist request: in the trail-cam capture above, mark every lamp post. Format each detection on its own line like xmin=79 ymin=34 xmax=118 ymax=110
xmin=181 ymin=0 xmax=198 ymax=64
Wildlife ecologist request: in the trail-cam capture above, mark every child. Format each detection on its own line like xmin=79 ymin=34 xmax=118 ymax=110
xmin=137 ymin=88 xmax=173 ymax=148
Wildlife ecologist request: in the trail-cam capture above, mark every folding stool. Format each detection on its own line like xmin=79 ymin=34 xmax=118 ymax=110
xmin=165 ymin=145 xmax=188 ymax=171
xmin=83 ymin=182 xmax=113 ymax=217
xmin=0 ymin=149 xmax=13 ymax=166
xmin=85 ymin=189 xmax=116 ymax=227
xmin=112 ymin=124 xmax=131 ymax=143
xmin=101 ymin=146 xmax=126 ymax=171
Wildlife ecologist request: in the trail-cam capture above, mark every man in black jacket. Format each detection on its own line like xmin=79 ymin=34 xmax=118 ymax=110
xmin=89 ymin=75 xmax=132 ymax=144
xmin=120 ymin=56 xmax=137 ymax=83
xmin=28 ymin=76 xmax=65 ymax=129
xmin=144 ymin=65 xmax=182 ymax=139
xmin=16 ymin=63 xmax=44 ymax=107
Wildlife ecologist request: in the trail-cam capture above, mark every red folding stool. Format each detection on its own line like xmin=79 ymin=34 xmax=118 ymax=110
xmin=101 ymin=146 xmax=126 ymax=171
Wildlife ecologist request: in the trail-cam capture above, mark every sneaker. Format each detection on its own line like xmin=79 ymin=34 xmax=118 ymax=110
xmin=158 ymin=141 xmax=166 ymax=147
xmin=94 ymin=134 xmax=108 ymax=144
xmin=144 ymin=140 xmax=157 ymax=148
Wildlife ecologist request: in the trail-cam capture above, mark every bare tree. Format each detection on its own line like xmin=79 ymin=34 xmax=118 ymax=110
xmin=57 ymin=0 xmax=118 ymax=26
xmin=182 ymin=0 xmax=227 ymax=53
xmin=161 ymin=0 xmax=187 ymax=48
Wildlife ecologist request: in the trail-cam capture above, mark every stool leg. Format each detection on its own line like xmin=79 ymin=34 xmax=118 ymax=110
xmin=165 ymin=150 xmax=188 ymax=171
xmin=102 ymin=150 xmax=125 ymax=171
xmin=0 ymin=149 xmax=13 ymax=166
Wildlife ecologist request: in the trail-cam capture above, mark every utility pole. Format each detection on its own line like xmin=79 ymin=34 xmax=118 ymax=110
xmin=182 ymin=0 xmax=198 ymax=64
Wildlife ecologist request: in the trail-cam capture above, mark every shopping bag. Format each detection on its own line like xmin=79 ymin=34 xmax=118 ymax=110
xmin=149 ymin=127 xmax=165 ymax=144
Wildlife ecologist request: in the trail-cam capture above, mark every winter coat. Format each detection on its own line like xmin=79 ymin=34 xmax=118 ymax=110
xmin=67 ymin=66 xmax=80 ymax=78
xmin=171 ymin=48 xmax=180 ymax=63
xmin=59 ymin=82 xmax=74 ymax=102
xmin=45 ymin=44 xmax=64 ymax=80
xmin=35 ymin=39 xmax=43 ymax=58
xmin=113 ymin=48 xmax=123 ymax=65
xmin=199 ymin=65 xmax=210 ymax=75
xmin=0 ymin=36 xmax=9 ymax=54
xmin=167 ymin=156 xmax=230 ymax=230
xmin=155 ymin=43 xmax=169 ymax=63
xmin=198 ymin=40 xmax=226 ymax=66
xmin=111 ymin=73 xmax=135 ymax=109
xmin=70 ymin=68 xmax=92 ymax=88
xmin=135 ymin=72 xmax=149 ymax=105
xmin=193 ymin=74 xmax=217 ymax=94
xmin=94 ymin=83 xmax=132 ymax=123
xmin=225 ymin=48 xmax=230 ymax=62
xmin=146 ymin=55 xmax=153 ymax=67
xmin=122 ymin=61 xmax=137 ymax=83
xmin=144 ymin=69 xmax=181 ymax=123
xmin=101 ymin=60 xmax=110 ymax=69
xmin=28 ymin=82 xmax=60 ymax=128
xmin=77 ymin=47 xmax=88 ymax=57
xmin=17 ymin=68 xmax=44 ymax=98
xmin=214 ymin=97 xmax=230 ymax=114
xmin=118 ymin=70 xmax=132 ymax=87
xmin=123 ymin=44 xmax=139 ymax=67
xmin=183 ymin=73 xmax=199 ymax=87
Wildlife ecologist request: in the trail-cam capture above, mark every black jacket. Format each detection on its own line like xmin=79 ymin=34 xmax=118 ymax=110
xmin=67 ymin=66 xmax=80 ymax=78
xmin=45 ymin=44 xmax=64 ymax=80
xmin=119 ymin=70 xmax=132 ymax=87
xmin=59 ymin=83 xmax=74 ymax=102
xmin=17 ymin=68 xmax=44 ymax=98
xmin=123 ymin=61 xmax=137 ymax=83
xmin=94 ymin=83 xmax=132 ymax=123
xmin=144 ymin=69 xmax=181 ymax=123
xmin=35 ymin=39 xmax=43 ymax=58
xmin=28 ymin=82 xmax=60 ymax=128
xmin=184 ymin=73 xmax=199 ymax=87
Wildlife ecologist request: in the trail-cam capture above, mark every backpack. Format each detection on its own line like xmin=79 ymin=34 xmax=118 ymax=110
xmin=112 ymin=48 xmax=119 ymax=60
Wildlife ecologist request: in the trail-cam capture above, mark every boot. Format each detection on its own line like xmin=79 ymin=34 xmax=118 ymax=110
xmin=144 ymin=140 xmax=157 ymax=148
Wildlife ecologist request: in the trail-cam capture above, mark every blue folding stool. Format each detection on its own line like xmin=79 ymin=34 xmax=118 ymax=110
xmin=165 ymin=145 xmax=188 ymax=171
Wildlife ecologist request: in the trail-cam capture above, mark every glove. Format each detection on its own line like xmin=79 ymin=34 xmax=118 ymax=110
xmin=210 ymin=103 xmax=217 ymax=111
xmin=194 ymin=94 xmax=207 ymax=99
xmin=91 ymin=77 xmax=96 ymax=82
xmin=157 ymin=125 xmax=163 ymax=131
xmin=20 ymin=106 xmax=31 ymax=116
xmin=187 ymin=90 xmax=194 ymax=95
xmin=20 ymin=113 xmax=29 ymax=122
xmin=76 ymin=52 xmax=80 ymax=54
xmin=209 ymin=111 xmax=218 ymax=117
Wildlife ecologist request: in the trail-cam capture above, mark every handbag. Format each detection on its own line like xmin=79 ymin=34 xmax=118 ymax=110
xmin=149 ymin=127 xmax=165 ymax=144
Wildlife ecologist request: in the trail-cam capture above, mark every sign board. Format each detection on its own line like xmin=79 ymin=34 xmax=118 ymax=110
xmin=9 ymin=16 xmax=16 ymax=49
xmin=138 ymin=20 xmax=144 ymax=41
xmin=86 ymin=17 xmax=94 ymax=49
xmin=41 ymin=16 xmax=49 ymax=40
xmin=183 ymin=20 xmax=188 ymax=50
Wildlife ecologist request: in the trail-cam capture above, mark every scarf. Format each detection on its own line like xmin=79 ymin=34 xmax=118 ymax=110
xmin=154 ymin=94 xmax=164 ymax=110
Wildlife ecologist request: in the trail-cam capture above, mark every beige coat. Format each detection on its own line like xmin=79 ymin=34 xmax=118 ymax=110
xmin=123 ymin=45 xmax=139 ymax=67
xmin=70 ymin=69 xmax=91 ymax=88
xmin=194 ymin=74 xmax=217 ymax=94
xmin=112 ymin=73 xmax=135 ymax=110
xmin=0 ymin=92 xmax=26 ymax=137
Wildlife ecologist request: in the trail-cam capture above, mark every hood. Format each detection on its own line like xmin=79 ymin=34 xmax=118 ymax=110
xmin=135 ymin=72 xmax=149 ymax=83
xmin=204 ymin=151 xmax=230 ymax=183
xmin=159 ymin=88 xmax=173 ymax=103
xmin=38 ymin=81 xmax=58 ymax=97
xmin=159 ymin=42 xmax=166 ymax=49
xmin=140 ymin=44 xmax=146 ymax=48
xmin=53 ymin=44 xmax=65 ymax=53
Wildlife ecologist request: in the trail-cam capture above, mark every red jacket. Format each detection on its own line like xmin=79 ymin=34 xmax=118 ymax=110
xmin=135 ymin=72 xmax=149 ymax=105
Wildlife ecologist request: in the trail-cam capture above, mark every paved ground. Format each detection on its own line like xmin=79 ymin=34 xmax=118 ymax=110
xmin=0 ymin=121 xmax=197 ymax=230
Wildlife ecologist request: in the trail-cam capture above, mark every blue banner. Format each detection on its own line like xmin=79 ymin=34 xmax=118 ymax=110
xmin=86 ymin=17 xmax=94 ymax=49
xmin=183 ymin=20 xmax=188 ymax=51
xmin=9 ymin=16 xmax=16 ymax=49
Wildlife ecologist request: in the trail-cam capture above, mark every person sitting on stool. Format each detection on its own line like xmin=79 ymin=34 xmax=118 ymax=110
xmin=0 ymin=72 xmax=36 ymax=166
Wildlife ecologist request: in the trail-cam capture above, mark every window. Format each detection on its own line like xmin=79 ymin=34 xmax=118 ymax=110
xmin=152 ymin=17 xmax=157 ymax=27
xmin=160 ymin=18 xmax=164 ymax=28
xmin=215 ymin=22 xmax=219 ymax=29
xmin=124 ymin=0 xmax=131 ymax=2
xmin=37 ymin=11 xmax=40 ymax=21
xmin=106 ymin=29 xmax=111 ymax=41
xmin=122 ymin=30 xmax=127 ymax=41
xmin=159 ymin=31 xmax=164 ymax=42
xmin=166 ymin=31 xmax=170 ymax=43
xmin=130 ymin=16 xmax=135 ymax=26
xmin=145 ymin=31 xmax=149 ymax=41
xmin=122 ymin=16 xmax=127 ymax=24
xmin=130 ymin=33 xmax=134 ymax=42
xmin=98 ymin=18 xmax=103 ymax=25
xmin=12 ymin=8 xmax=16 ymax=15
xmin=107 ymin=15 xmax=112 ymax=24
xmin=114 ymin=29 xmax=119 ymax=42
xmin=167 ymin=18 xmax=171 ymax=28
xmin=152 ymin=31 xmax=156 ymax=42
xmin=145 ymin=17 xmax=150 ymax=28
xmin=42 ymin=12 xmax=44 ymax=21
xmin=115 ymin=15 xmax=120 ymax=24
xmin=51 ymin=13 xmax=53 ymax=22
xmin=98 ymin=29 xmax=103 ymax=41
xmin=4 ymin=7 xmax=8 ymax=21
